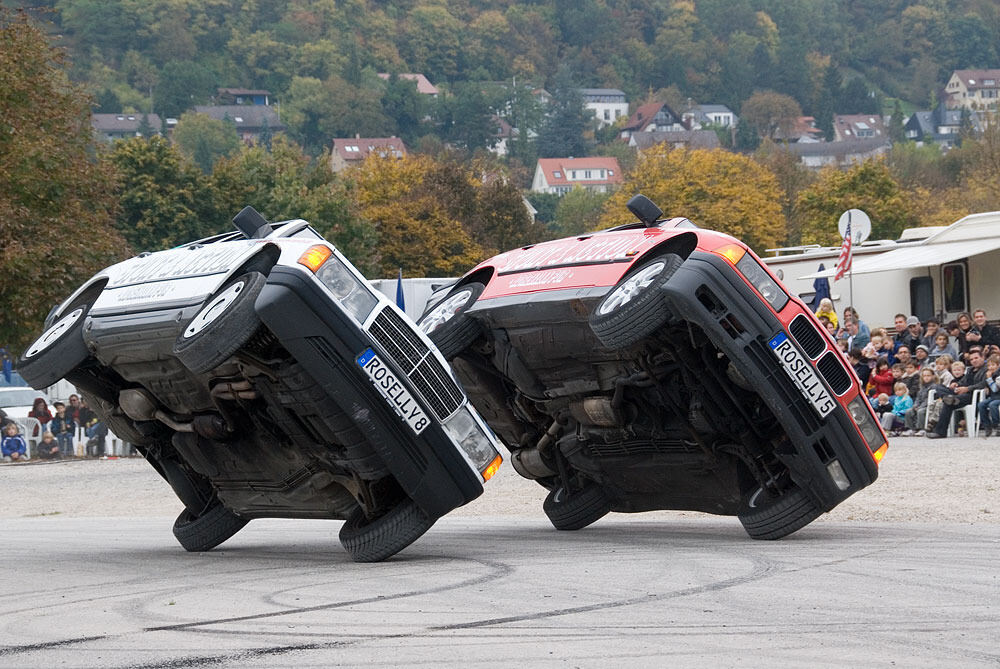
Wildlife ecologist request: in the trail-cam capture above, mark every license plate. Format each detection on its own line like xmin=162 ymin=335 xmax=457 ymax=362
xmin=768 ymin=332 xmax=836 ymax=418
xmin=357 ymin=348 xmax=429 ymax=435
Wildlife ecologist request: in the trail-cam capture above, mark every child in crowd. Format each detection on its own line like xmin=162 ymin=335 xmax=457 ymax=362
xmin=849 ymin=349 xmax=871 ymax=388
xmin=881 ymin=382 xmax=913 ymax=435
xmin=901 ymin=360 xmax=921 ymax=397
xmin=935 ymin=354 xmax=955 ymax=386
xmin=36 ymin=431 xmax=61 ymax=459
xmin=869 ymin=356 xmax=894 ymax=398
xmin=950 ymin=360 xmax=966 ymax=387
xmin=48 ymin=401 xmax=76 ymax=457
xmin=977 ymin=355 xmax=1000 ymax=437
xmin=873 ymin=392 xmax=894 ymax=417
xmin=903 ymin=367 xmax=941 ymax=437
xmin=815 ymin=298 xmax=838 ymax=328
xmin=1 ymin=422 xmax=29 ymax=462
xmin=928 ymin=332 xmax=957 ymax=361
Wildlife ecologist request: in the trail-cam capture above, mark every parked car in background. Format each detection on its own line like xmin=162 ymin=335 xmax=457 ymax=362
xmin=420 ymin=195 xmax=887 ymax=540
xmin=18 ymin=207 xmax=501 ymax=561
xmin=0 ymin=386 xmax=50 ymax=420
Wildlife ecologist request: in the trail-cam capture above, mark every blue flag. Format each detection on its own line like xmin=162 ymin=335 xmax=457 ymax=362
xmin=395 ymin=268 xmax=405 ymax=312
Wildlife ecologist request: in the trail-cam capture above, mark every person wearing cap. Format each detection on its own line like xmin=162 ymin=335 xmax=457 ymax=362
xmin=895 ymin=315 xmax=922 ymax=354
xmin=914 ymin=343 xmax=931 ymax=369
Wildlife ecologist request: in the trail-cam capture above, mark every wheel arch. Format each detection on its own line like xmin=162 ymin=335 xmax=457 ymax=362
xmin=634 ymin=231 xmax=698 ymax=268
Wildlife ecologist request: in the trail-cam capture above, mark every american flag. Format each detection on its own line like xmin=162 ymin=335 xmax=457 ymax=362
xmin=834 ymin=218 xmax=853 ymax=281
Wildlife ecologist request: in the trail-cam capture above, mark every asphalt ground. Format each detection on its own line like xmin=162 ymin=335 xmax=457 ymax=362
xmin=0 ymin=435 xmax=997 ymax=668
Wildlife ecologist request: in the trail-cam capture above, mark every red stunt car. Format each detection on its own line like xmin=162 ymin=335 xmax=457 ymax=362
xmin=420 ymin=195 xmax=887 ymax=539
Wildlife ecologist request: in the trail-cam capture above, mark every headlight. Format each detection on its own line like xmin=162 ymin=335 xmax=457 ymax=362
xmin=848 ymin=395 xmax=887 ymax=457
xmin=443 ymin=408 xmax=502 ymax=480
xmin=736 ymin=253 xmax=789 ymax=312
xmin=298 ymin=245 xmax=378 ymax=322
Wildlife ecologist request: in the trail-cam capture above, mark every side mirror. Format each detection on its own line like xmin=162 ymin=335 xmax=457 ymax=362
xmin=626 ymin=194 xmax=663 ymax=227
xmin=233 ymin=206 xmax=273 ymax=239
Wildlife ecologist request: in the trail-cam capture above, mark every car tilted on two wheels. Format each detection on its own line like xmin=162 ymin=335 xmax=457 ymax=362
xmin=420 ymin=195 xmax=887 ymax=540
xmin=18 ymin=207 xmax=502 ymax=562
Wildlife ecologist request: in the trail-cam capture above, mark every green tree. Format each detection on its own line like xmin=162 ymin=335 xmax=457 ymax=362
xmin=381 ymin=73 xmax=426 ymax=144
xmin=740 ymin=90 xmax=802 ymax=141
xmin=471 ymin=169 xmax=539 ymax=252
xmin=796 ymin=161 xmax=922 ymax=246
xmin=153 ymin=59 xmax=216 ymax=120
xmin=171 ymin=112 xmax=241 ymax=172
xmin=551 ymin=187 xmax=609 ymax=237
xmin=600 ymin=146 xmax=785 ymax=252
xmin=536 ymin=67 xmax=589 ymax=158
xmin=0 ymin=9 xmax=128 ymax=350
xmin=106 ymin=136 xmax=220 ymax=252
xmin=439 ymin=83 xmax=497 ymax=153
xmin=888 ymin=100 xmax=906 ymax=144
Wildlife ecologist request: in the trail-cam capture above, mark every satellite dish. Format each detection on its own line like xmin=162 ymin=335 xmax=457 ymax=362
xmin=838 ymin=209 xmax=871 ymax=243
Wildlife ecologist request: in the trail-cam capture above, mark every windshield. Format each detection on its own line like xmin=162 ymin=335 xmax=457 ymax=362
xmin=0 ymin=388 xmax=45 ymax=407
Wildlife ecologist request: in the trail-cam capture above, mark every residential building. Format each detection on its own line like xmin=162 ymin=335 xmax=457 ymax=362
xmin=579 ymin=88 xmax=629 ymax=128
xmin=329 ymin=137 xmax=407 ymax=172
xmin=628 ymin=130 xmax=721 ymax=152
xmin=833 ymin=114 xmax=886 ymax=142
xmin=376 ymin=73 xmax=439 ymax=97
xmin=944 ymin=69 xmax=1000 ymax=110
xmin=92 ymin=113 xmax=163 ymax=142
xmin=682 ymin=104 xmax=737 ymax=129
xmin=783 ymin=137 xmax=889 ymax=168
xmin=216 ymin=88 xmax=272 ymax=106
xmin=904 ymin=103 xmax=983 ymax=148
xmin=773 ymin=116 xmax=824 ymax=143
xmin=490 ymin=116 xmax=516 ymax=157
xmin=619 ymin=102 xmax=684 ymax=140
xmin=191 ymin=105 xmax=284 ymax=143
xmin=531 ymin=157 xmax=623 ymax=195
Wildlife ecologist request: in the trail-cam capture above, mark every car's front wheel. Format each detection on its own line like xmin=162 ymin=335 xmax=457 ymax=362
xmin=172 ymin=502 xmax=249 ymax=552
xmin=418 ymin=282 xmax=485 ymax=359
xmin=173 ymin=272 xmax=266 ymax=374
xmin=542 ymin=483 xmax=612 ymax=531
xmin=589 ymin=254 xmax=683 ymax=349
xmin=737 ymin=485 xmax=822 ymax=540
xmin=338 ymin=499 xmax=436 ymax=562
xmin=18 ymin=302 xmax=92 ymax=389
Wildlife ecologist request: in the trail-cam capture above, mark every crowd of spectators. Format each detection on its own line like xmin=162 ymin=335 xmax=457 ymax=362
xmin=1 ymin=393 xmax=111 ymax=462
xmin=814 ymin=299 xmax=1000 ymax=439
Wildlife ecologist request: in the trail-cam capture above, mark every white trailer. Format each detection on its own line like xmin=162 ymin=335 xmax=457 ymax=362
xmin=762 ymin=211 xmax=1000 ymax=329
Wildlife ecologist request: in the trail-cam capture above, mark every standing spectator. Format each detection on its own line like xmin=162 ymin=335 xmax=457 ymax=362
xmin=814 ymin=298 xmax=838 ymax=328
xmin=49 ymin=401 xmax=76 ymax=457
xmin=928 ymin=348 xmax=989 ymax=439
xmin=977 ymin=355 xmax=1000 ymax=437
xmin=36 ymin=431 xmax=61 ymax=459
xmin=880 ymin=382 xmax=913 ymax=435
xmin=903 ymin=367 xmax=941 ymax=436
xmin=971 ymin=309 xmax=1000 ymax=348
xmin=1 ymin=422 xmax=29 ymax=462
xmin=921 ymin=319 xmax=940 ymax=349
xmin=928 ymin=333 xmax=958 ymax=362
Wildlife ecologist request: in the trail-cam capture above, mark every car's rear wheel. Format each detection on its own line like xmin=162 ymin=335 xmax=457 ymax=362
xmin=738 ymin=486 xmax=822 ymax=540
xmin=173 ymin=272 xmax=266 ymax=374
xmin=172 ymin=502 xmax=249 ymax=552
xmin=338 ymin=499 xmax=436 ymax=562
xmin=17 ymin=302 xmax=91 ymax=389
xmin=542 ymin=483 xmax=612 ymax=531
xmin=589 ymin=254 xmax=683 ymax=349
xmin=418 ymin=282 xmax=485 ymax=359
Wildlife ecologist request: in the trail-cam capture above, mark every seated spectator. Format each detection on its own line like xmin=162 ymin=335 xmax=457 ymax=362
xmin=972 ymin=309 xmax=1000 ymax=348
xmin=0 ymin=408 xmax=13 ymax=428
xmin=921 ymin=319 xmax=940 ymax=349
xmin=955 ymin=312 xmax=977 ymax=360
xmin=881 ymin=382 xmax=913 ymax=435
xmin=928 ymin=348 xmax=989 ymax=439
xmin=928 ymin=332 xmax=958 ymax=362
xmin=897 ymin=315 xmax=923 ymax=353
xmin=841 ymin=306 xmax=870 ymax=340
xmin=815 ymin=298 xmax=838 ymax=328
xmin=823 ymin=319 xmax=838 ymax=340
xmin=1 ymin=422 xmax=29 ymax=462
xmin=28 ymin=397 xmax=53 ymax=436
xmin=903 ymin=367 xmax=941 ymax=436
xmin=934 ymin=355 xmax=955 ymax=386
xmin=48 ymin=401 xmax=76 ymax=457
xmin=977 ymin=354 xmax=1000 ymax=437
xmin=895 ymin=345 xmax=914 ymax=369
xmin=845 ymin=319 xmax=870 ymax=350
xmin=901 ymin=360 xmax=921 ymax=397
xmin=36 ymin=431 xmax=61 ymax=459
xmin=870 ymin=357 xmax=894 ymax=397
xmin=872 ymin=392 xmax=893 ymax=416
xmin=849 ymin=348 xmax=871 ymax=388
xmin=914 ymin=344 xmax=931 ymax=368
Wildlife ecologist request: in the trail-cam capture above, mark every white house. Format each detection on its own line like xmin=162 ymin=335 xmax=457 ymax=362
xmin=579 ymin=88 xmax=629 ymax=128
xmin=531 ymin=157 xmax=624 ymax=195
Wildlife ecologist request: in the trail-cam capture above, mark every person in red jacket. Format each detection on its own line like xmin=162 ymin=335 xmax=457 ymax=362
xmin=869 ymin=356 xmax=894 ymax=399
xmin=27 ymin=397 xmax=53 ymax=437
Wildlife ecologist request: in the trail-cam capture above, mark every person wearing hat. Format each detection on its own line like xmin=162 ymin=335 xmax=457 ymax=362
xmin=895 ymin=315 xmax=922 ymax=355
xmin=914 ymin=343 xmax=931 ymax=369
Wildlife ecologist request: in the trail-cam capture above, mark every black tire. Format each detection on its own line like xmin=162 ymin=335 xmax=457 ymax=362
xmin=738 ymin=486 xmax=823 ymax=540
xmin=173 ymin=272 xmax=266 ymax=374
xmin=589 ymin=254 xmax=683 ymax=349
xmin=338 ymin=499 xmax=436 ymax=562
xmin=418 ymin=282 xmax=485 ymax=359
xmin=17 ymin=302 xmax=92 ymax=389
xmin=543 ymin=483 xmax=612 ymax=531
xmin=172 ymin=503 xmax=249 ymax=552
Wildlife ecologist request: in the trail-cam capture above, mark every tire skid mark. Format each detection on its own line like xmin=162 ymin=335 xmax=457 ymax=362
xmin=0 ymin=635 xmax=109 ymax=657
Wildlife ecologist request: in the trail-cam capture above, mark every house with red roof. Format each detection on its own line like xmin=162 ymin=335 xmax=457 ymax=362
xmin=376 ymin=73 xmax=439 ymax=97
xmin=619 ymin=102 xmax=685 ymax=140
xmin=329 ymin=136 xmax=407 ymax=172
xmin=531 ymin=157 xmax=624 ymax=196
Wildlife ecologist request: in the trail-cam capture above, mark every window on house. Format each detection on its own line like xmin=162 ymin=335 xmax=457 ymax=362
xmin=234 ymin=117 xmax=243 ymax=123
xmin=906 ymin=129 xmax=918 ymax=138
xmin=346 ymin=146 xmax=360 ymax=152
xmin=604 ymin=110 xmax=610 ymax=120
xmin=553 ymin=170 xmax=562 ymax=178
xmin=608 ymin=170 xmax=614 ymax=176
xmin=585 ymin=170 xmax=592 ymax=178
xmin=571 ymin=171 xmax=577 ymax=179
xmin=987 ymin=79 xmax=996 ymax=86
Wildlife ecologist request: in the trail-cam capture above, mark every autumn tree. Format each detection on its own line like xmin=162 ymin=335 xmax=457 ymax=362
xmin=171 ymin=112 xmax=242 ymax=173
xmin=0 ymin=9 xmax=129 ymax=351
xmin=599 ymin=145 xmax=785 ymax=252
xmin=350 ymin=154 xmax=486 ymax=277
xmin=740 ymin=91 xmax=803 ymax=141
xmin=551 ymin=187 xmax=609 ymax=237
xmin=105 ymin=136 xmax=221 ymax=252
xmin=795 ymin=161 xmax=923 ymax=246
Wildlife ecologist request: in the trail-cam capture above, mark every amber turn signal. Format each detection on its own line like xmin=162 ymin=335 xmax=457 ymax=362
xmin=297 ymin=245 xmax=333 ymax=272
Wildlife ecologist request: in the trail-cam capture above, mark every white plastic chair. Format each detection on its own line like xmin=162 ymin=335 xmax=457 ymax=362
xmin=961 ymin=388 xmax=986 ymax=437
